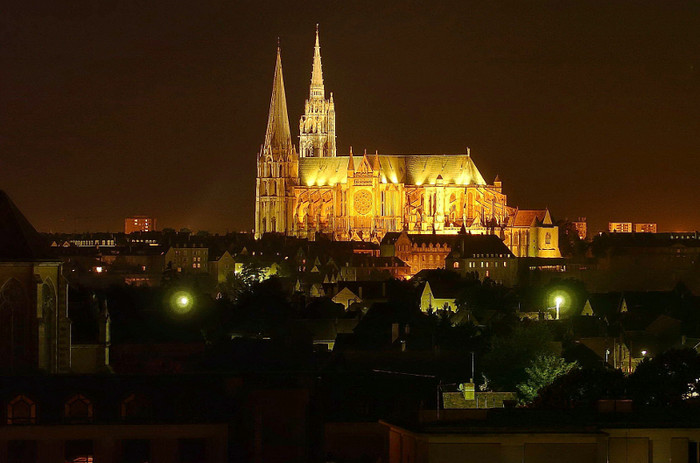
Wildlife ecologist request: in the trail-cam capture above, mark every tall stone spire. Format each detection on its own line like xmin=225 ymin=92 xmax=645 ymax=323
xmin=310 ymin=24 xmax=324 ymax=99
xmin=299 ymin=25 xmax=336 ymax=158
xmin=264 ymin=45 xmax=292 ymax=153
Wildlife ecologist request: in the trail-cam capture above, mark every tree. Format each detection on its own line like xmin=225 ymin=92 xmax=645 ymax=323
xmin=516 ymin=354 xmax=578 ymax=404
xmin=482 ymin=323 xmax=557 ymax=391
xmin=628 ymin=348 xmax=700 ymax=407
xmin=217 ymin=261 xmax=268 ymax=303
xmin=533 ymin=367 xmax=627 ymax=409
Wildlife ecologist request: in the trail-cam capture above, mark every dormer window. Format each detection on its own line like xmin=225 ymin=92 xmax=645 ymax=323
xmin=7 ymin=395 xmax=36 ymax=425
xmin=65 ymin=394 xmax=93 ymax=423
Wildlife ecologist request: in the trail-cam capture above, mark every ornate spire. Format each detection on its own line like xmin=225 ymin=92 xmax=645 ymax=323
xmin=373 ymin=150 xmax=380 ymax=171
xmin=263 ymin=45 xmax=292 ymax=153
xmin=348 ymin=146 xmax=354 ymax=171
xmin=310 ymin=24 xmax=324 ymax=99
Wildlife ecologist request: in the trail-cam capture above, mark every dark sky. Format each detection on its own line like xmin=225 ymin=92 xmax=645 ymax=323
xmin=2 ymin=1 xmax=699 ymax=234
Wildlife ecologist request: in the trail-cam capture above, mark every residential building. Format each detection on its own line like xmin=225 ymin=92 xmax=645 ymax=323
xmin=445 ymin=235 xmax=518 ymax=286
xmin=164 ymin=245 xmax=208 ymax=274
xmin=634 ymin=223 xmax=658 ymax=233
xmin=125 ymin=216 xmax=156 ymax=234
xmin=609 ymin=222 xmax=633 ymax=233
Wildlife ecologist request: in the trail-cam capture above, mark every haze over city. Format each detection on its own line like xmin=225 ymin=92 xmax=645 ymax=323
xmin=2 ymin=1 xmax=699 ymax=233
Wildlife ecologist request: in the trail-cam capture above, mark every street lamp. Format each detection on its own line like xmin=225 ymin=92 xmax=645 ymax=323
xmin=555 ymin=296 xmax=563 ymax=320
xmin=170 ymin=290 xmax=194 ymax=315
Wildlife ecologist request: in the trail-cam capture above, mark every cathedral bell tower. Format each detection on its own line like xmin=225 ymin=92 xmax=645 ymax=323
xmin=255 ymin=44 xmax=298 ymax=239
xmin=299 ymin=26 xmax=336 ymax=158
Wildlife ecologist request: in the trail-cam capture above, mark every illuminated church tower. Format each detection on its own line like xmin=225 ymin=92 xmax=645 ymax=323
xmin=255 ymin=45 xmax=298 ymax=238
xmin=252 ymin=28 xmax=561 ymax=261
xmin=299 ymin=26 xmax=336 ymax=158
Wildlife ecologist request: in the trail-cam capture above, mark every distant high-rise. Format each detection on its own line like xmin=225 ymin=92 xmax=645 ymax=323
xmin=125 ymin=216 xmax=156 ymax=234
xmin=609 ymin=222 xmax=657 ymax=234
xmin=634 ymin=223 xmax=657 ymax=233
xmin=572 ymin=217 xmax=587 ymax=240
xmin=609 ymin=222 xmax=633 ymax=233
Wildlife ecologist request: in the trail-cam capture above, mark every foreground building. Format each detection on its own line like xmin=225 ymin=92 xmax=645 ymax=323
xmin=382 ymin=408 xmax=700 ymax=463
xmin=254 ymin=28 xmax=560 ymax=260
xmin=0 ymin=191 xmax=72 ymax=373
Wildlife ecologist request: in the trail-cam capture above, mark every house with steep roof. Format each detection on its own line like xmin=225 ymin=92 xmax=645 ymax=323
xmin=445 ymin=234 xmax=518 ymax=286
xmin=503 ymin=208 xmax=561 ymax=258
xmin=380 ymin=231 xmax=460 ymax=276
xmin=419 ymin=280 xmax=461 ymax=312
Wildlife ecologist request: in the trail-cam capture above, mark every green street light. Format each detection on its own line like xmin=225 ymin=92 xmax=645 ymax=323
xmin=555 ymin=296 xmax=563 ymax=320
xmin=171 ymin=290 xmax=194 ymax=315
xmin=548 ymin=290 xmax=569 ymax=320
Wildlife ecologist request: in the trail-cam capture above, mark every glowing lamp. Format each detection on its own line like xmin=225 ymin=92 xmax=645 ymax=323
xmin=548 ymin=290 xmax=569 ymax=320
xmin=171 ymin=290 xmax=194 ymax=315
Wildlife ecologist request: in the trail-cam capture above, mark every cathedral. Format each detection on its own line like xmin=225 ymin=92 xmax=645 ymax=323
xmin=255 ymin=28 xmax=560 ymax=259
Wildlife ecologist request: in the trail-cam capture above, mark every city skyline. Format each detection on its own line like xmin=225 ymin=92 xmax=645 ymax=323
xmin=2 ymin=2 xmax=699 ymax=233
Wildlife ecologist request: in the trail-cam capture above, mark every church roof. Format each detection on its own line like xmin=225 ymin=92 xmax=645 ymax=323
xmin=298 ymin=154 xmax=487 ymax=187
xmin=510 ymin=209 xmax=552 ymax=227
xmin=0 ymin=191 xmax=51 ymax=260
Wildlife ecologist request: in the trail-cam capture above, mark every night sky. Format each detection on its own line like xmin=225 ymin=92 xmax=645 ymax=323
xmin=2 ymin=1 xmax=699 ymax=234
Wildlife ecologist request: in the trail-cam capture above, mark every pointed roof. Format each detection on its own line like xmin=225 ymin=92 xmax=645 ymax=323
xmin=0 ymin=191 xmax=51 ymax=260
xmin=310 ymin=25 xmax=324 ymax=99
xmin=348 ymin=146 xmax=354 ymax=170
xmin=263 ymin=46 xmax=292 ymax=153
xmin=511 ymin=209 xmax=552 ymax=227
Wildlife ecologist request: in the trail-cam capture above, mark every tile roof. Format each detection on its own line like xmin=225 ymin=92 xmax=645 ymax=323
xmin=449 ymin=234 xmax=514 ymax=258
xmin=299 ymin=154 xmax=487 ymax=187
xmin=511 ymin=209 xmax=550 ymax=227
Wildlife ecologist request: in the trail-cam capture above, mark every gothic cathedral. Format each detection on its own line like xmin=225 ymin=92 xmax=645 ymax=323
xmin=254 ymin=28 xmax=561 ymax=259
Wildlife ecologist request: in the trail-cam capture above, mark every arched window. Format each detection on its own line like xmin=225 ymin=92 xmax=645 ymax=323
xmin=65 ymin=394 xmax=93 ymax=423
xmin=121 ymin=393 xmax=152 ymax=421
xmin=7 ymin=394 xmax=36 ymax=424
xmin=545 ymin=232 xmax=552 ymax=245
xmin=41 ymin=281 xmax=57 ymax=372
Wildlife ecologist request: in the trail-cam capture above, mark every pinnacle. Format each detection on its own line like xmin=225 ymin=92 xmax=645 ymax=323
xmin=310 ymin=26 xmax=324 ymax=98
xmin=263 ymin=45 xmax=292 ymax=153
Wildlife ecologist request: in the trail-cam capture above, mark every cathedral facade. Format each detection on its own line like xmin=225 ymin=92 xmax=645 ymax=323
xmin=255 ymin=29 xmax=560 ymax=259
